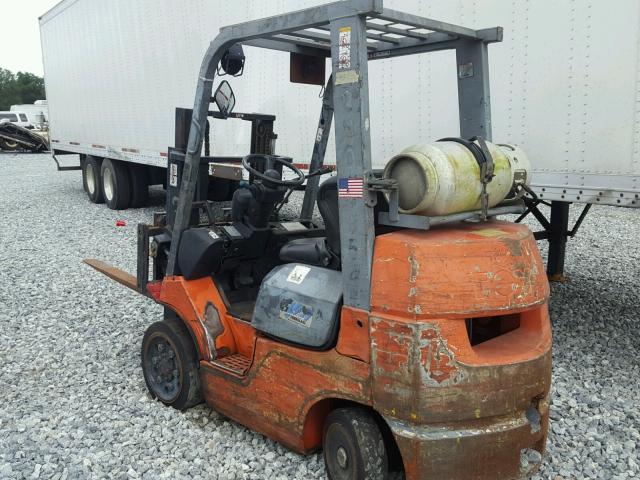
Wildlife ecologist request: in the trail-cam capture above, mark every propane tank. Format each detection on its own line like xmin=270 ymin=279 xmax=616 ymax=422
xmin=383 ymin=140 xmax=531 ymax=216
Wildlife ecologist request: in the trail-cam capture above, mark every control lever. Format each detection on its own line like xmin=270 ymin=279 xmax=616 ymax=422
xmin=306 ymin=165 xmax=333 ymax=178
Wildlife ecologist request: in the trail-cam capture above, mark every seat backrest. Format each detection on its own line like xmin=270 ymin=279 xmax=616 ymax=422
xmin=317 ymin=176 xmax=340 ymax=256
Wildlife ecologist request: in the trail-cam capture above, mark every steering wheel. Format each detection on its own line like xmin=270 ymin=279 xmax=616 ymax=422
xmin=242 ymin=154 xmax=305 ymax=187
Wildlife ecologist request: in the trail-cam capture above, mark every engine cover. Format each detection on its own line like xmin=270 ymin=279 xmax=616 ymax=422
xmin=252 ymin=264 xmax=342 ymax=349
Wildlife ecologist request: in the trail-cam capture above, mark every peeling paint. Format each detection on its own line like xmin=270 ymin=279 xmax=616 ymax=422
xmin=420 ymin=324 xmax=466 ymax=386
xmin=408 ymin=254 xmax=419 ymax=283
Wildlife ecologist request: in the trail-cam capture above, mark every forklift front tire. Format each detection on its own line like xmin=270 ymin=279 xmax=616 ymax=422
xmin=323 ymin=407 xmax=389 ymax=480
xmin=141 ymin=318 xmax=203 ymax=411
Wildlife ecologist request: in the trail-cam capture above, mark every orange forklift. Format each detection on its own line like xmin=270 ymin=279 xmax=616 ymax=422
xmin=86 ymin=1 xmax=552 ymax=478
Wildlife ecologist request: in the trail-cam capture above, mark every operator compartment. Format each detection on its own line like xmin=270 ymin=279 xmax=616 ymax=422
xmin=171 ymin=153 xmax=340 ymax=327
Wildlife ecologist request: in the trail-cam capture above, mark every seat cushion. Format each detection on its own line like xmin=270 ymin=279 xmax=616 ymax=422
xmin=279 ymin=237 xmax=331 ymax=267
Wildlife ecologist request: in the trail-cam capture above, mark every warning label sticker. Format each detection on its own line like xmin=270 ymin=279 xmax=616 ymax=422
xmin=338 ymin=27 xmax=351 ymax=69
xmin=287 ymin=265 xmax=311 ymax=284
xmin=169 ymin=163 xmax=178 ymax=187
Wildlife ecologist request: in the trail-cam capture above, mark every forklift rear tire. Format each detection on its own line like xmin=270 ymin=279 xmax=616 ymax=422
xmin=141 ymin=318 xmax=203 ymax=411
xmin=323 ymin=407 xmax=389 ymax=480
xmin=84 ymin=156 xmax=105 ymax=204
xmin=101 ymin=158 xmax=131 ymax=210
xmin=128 ymin=163 xmax=149 ymax=208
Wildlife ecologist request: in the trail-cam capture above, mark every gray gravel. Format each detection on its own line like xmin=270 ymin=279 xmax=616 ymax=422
xmin=0 ymin=152 xmax=639 ymax=480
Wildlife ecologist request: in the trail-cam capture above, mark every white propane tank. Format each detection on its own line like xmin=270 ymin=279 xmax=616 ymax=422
xmin=383 ymin=141 xmax=531 ymax=216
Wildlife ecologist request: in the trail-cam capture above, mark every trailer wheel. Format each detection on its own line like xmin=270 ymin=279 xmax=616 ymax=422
xmin=323 ymin=407 xmax=389 ymax=480
xmin=101 ymin=158 xmax=131 ymax=210
xmin=0 ymin=139 xmax=19 ymax=151
xmin=84 ymin=156 xmax=105 ymax=204
xmin=80 ymin=156 xmax=88 ymax=192
xmin=141 ymin=318 xmax=203 ymax=411
xmin=128 ymin=163 xmax=149 ymax=208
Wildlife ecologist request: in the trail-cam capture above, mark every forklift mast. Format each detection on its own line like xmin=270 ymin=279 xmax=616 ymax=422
xmin=167 ymin=0 xmax=502 ymax=311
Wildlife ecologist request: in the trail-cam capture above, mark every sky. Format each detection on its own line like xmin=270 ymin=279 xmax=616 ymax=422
xmin=1 ymin=1 xmax=61 ymax=76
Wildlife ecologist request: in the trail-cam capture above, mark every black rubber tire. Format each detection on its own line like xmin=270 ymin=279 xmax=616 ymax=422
xmin=141 ymin=317 xmax=203 ymax=411
xmin=84 ymin=156 xmax=105 ymax=204
xmin=0 ymin=138 xmax=19 ymax=151
xmin=323 ymin=407 xmax=389 ymax=480
xmin=101 ymin=158 xmax=131 ymax=210
xmin=128 ymin=163 xmax=149 ymax=208
xmin=80 ymin=156 xmax=88 ymax=193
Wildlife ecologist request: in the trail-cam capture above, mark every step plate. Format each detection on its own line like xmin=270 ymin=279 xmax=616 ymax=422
xmin=211 ymin=354 xmax=252 ymax=376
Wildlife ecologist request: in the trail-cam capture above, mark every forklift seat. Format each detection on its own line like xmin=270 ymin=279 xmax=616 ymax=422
xmin=279 ymin=176 xmax=340 ymax=268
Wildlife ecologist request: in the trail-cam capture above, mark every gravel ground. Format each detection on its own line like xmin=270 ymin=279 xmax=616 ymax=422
xmin=0 ymin=152 xmax=638 ymax=480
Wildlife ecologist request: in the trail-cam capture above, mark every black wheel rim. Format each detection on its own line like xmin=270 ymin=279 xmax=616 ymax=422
xmin=144 ymin=334 xmax=182 ymax=402
xmin=325 ymin=424 xmax=356 ymax=480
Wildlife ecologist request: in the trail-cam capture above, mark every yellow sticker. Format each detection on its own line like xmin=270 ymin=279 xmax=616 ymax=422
xmin=335 ymin=70 xmax=359 ymax=85
xmin=472 ymin=228 xmax=507 ymax=238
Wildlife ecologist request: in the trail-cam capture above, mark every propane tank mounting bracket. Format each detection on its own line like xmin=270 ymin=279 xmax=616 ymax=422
xmin=438 ymin=136 xmax=495 ymax=220
xmin=367 ymin=165 xmax=526 ymax=231
xmin=377 ymin=203 xmax=527 ymax=231
xmin=365 ymin=171 xmax=399 ymax=221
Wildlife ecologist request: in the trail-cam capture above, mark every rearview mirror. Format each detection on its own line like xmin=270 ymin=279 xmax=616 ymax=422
xmin=213 ymin=80 xmax=236 ymax=118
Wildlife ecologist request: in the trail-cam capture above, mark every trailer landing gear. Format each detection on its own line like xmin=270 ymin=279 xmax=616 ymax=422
xmin=516 ymin=191 xmax=592 ymax=282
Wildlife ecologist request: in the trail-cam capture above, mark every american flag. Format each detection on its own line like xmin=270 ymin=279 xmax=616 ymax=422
xmin=338 ymin=177 xmax=364 ymax=198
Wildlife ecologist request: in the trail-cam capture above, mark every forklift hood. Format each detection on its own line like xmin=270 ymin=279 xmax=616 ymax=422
xmin=371 ymin=220 xmax=549 ymax=318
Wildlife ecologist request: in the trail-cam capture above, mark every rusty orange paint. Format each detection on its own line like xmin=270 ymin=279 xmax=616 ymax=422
xmin=226 ymin=315 xmax=257 ymax=359
xmin=200 ymin=336 xmax=371 ymax=453
xmin=335 ymin=306 xmax=370 ymax=363
xmin=366 ymin=221 xmax=552 ymax=479
xmin=371 ymin=221 xmax=549 ymax=318
xmin=158 ymin=276 xmax=237 ymax=360
xmin=134 ymin=219 xmax=552 ymax=480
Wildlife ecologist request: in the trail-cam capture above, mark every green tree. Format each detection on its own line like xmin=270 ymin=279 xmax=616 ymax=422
xmin=0 ymin=68 xmax=45 ymax=111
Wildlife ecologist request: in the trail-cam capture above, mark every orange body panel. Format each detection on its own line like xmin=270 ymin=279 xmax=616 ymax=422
xmin=200 ymin=338 xmax=371 ymax=452
xmin=371 ymin=220 xmax=549 ymax=318
xmin=335 ymin=307 xmax=370 ymax=363
xmin=158 ymin=276 xmax=239 ymax=360
xmin=150 ymin=220 xmax=551 ymax=479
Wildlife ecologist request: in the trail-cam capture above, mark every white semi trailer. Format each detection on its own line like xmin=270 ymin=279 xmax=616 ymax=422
xmin=40 ymin=0 xmax=639 ymax=276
